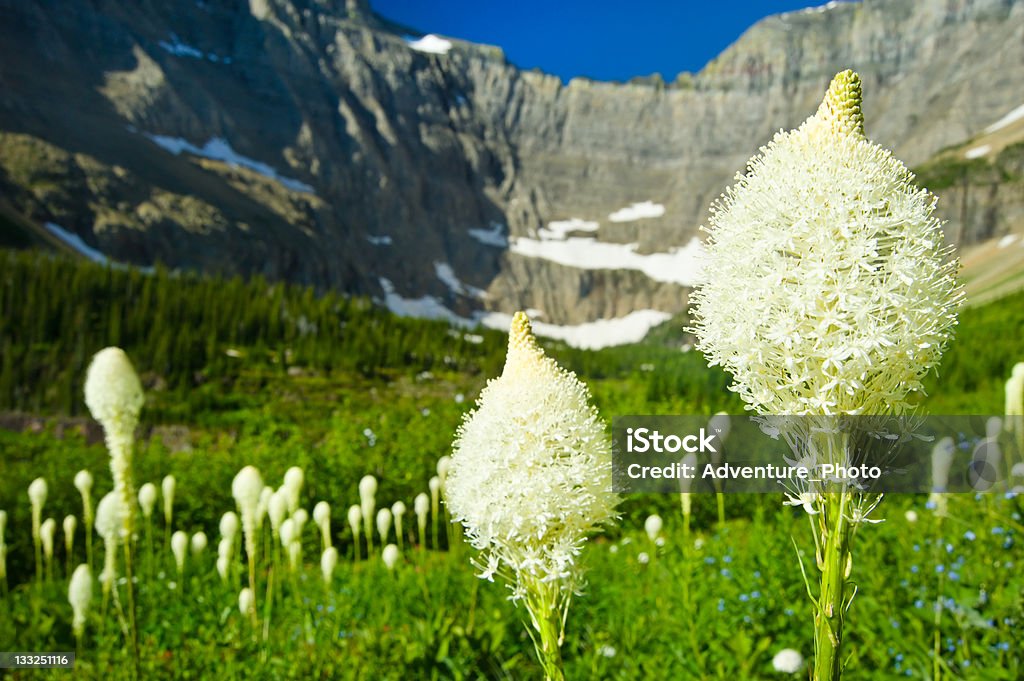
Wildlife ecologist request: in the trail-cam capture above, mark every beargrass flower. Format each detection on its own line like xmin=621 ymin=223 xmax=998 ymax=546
xmin=74 ymin=470 xmax=94 ymax=570
xmin=347 ymin=504 xmax=362 ymax=560
xmin=220 ymin=511 xmax=239 ymax=545
xmin=283 ymin=467 xmax=304 ymax=514
xmin=29 ymin=477 xmax=47 ymax=582
xmin=191 ymin=532 xmax=207 ymax=555
xmin=161 ymin=475 xmax=176 ymax=539
xmin=644 ymin=515 xmax=663 ymax=543
xmin=414 ymin=493 xmax=429 ymax=548
xmin=314 ymin=501 xmax=332 ymax=550
xmin=688 ymin=71 xmax=962 ymax=681
xmin=359 ymin=475 xmax=377 ymax=552
xmin=64 ymin=515 xmax=78 ymax=568
xmin=391 ymin=501 xmax=406 ymax=550
xmin=773 ymin=648 xmax=804 ymax=674
xmin=321 ymin=546 xmax=338 ymax=584
xmin=171 ymin=531 xmax=188 ymax=576
xmin=40 ymin=517 xmax=56 ymax=579
xmin=84 ymin=347 xmax=144 ymax=664
xmin=238 ymin=587 xmax=254 ymax=619
xmin=269 ymin=490 xmax=288 ymax=538
xmin=376 ymin=508 xmax=391 ymax=546
xmin=68 ymin=563 xmax=92 ymax=642
xmin=138 ymin=483 xmax=157 ymax=519
xmin=94 ymin=492 xmax=122 ymax=597
xmin=446 ymin=312 xmax=618 ymax=681
xmin=381 ymin=543 xmax=399 ymax=571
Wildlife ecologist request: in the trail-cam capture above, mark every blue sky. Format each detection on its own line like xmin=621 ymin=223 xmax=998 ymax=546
xmin=372 ymin=1 xmax=830 ymax=83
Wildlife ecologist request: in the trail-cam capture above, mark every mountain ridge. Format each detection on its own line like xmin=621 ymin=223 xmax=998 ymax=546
xmin=0 ymin=0 xmax=1022 ymax=346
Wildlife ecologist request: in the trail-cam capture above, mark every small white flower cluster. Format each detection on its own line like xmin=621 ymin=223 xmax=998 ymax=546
xmin=690 ymin=70 xmax=963 ymax=416
xmin=446 ymin=312 xmax=619 ymax=598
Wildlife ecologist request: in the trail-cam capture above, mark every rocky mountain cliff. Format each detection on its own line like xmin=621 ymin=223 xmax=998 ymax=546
xmin=0 ymin=0 xmax=1022 ymax=346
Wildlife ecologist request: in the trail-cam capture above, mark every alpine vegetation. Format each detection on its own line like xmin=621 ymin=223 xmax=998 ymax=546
xmin=446 ymin=312 xmax=619 ymax=681
xmin=689 ymin=71 xmax=963 ymax=680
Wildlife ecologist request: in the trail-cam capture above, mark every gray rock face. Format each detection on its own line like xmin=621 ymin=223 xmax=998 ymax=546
xmin=0 ymin=0 xmax=1022 ymax=333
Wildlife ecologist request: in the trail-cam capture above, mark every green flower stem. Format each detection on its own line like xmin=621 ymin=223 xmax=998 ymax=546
xmin=813 ymin=487 xmax=853 ymax=681
xmin=525 ymin=580 xmax=568 ymax=681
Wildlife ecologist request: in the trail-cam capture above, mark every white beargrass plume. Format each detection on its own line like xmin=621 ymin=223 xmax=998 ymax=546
xmin=347 ymin=504 xmax=362 ymax=561
xmin=216 ymin=538 xmax=231 ymax=583
xmin=313 ymin=501 xmax=332 ymax=550
xmin=232 ymin=465 xmax=263 ymax=626
xmin=437 ymin=456 xmax=453 ymax=544
xmin=255 ymin=487 xmax=271 ymax=539
xmin=292 ymin=508 xmax=308 ymax=539
xmin=74 ymin=470 xmax=94 ymax=571
xmin=29 ymin=477 xmax=47 ymax=584
xmin=321 ymin=546 xmax=338 ymax=585
xmin=138 ymin=483 xmax=157 ymax=519
xmin=428 ymin=476 xmax=441 ymax=548
xmin=68 ymin=563 xmax=93 ymax=644
xmin=191 ymin=532 xmax=208 ymax=555
xmin=171 ymin=531 xmax=188 ymax=578
xmin=414 ymin=493 xmax=429 ymax=549
xmin=1006 ymin=362 xmax=1024 ymax=464
xmin=268 ymin=490 xmax=288 ymax=540
xmin=381 ymin=543 xmax=399 ymax=571
xmin=137 ymin=482 xmax=158 ymax=573
xmin=773 ymin=648 xmax=804 ymax=674
xmin=391 ymin=501 xmax=406 ymax=550
xmin=40 ymin=517 xmax=56 ymax=581
xmin=220 ymin=511 xmax=239 ymax=547
xmin=283 ymin=467 xmax=304 ymax=514
xmin=644 ymin=515 xmax=662 ymax=544
xmin=84 ymin=347 xmax=144 ymax=667
xmin=238 ymin=587 xmax=254 ymax=619
xmin=280 ymin=519 xmax=299 ymax=571
xmin=94 ymin=491 xmax=122 ymax=599
xmin=447 ymin=312 xmax=619 ymax=681
xmin=359 ymin=475 xmax=377 ymax=553
xmin=161 ymin=475 xmax=175 ymax=548
xmin=63 ymin=515 xmax=77 ymax=576
xmin=688 ymin=71 xmax=963 ymax=681
xmin=376 ymin=507 xmax=391 ymax=546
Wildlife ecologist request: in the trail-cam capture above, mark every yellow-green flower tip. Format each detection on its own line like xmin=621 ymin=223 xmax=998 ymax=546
xmin=812 ymin=69 xmax=865 ymax=138
xmin=508 ymin=311 xmax=537 ymax=356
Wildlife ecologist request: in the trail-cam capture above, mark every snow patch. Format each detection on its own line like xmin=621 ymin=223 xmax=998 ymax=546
xmin=997 ymin=234 xmax=1020 ymax=249
xmin=965 ymin=144 xmax=990 ymax=159
xmin=434 ymin=262 xmax=485 ymax=299
xmin=44 ymin=222 xmax=109 ymax=264
xmin=510 ymin=235 xmax=704 ymax=286
xmin=158 ymin=34 xmax=232 ymax=63
xmin=479 ymin=310 xmax=671 ymax=350
xmin=379 ymin=278 xmax=475 ymax=328
xmin=608 ymin=201 xmax=665 ymax=223
xmin=145 ymin=134 xmax=313 ymax=193
xmin=468 ymin=222 xmax=508 ymax=248
xmin=985 ymin=103 xmax=1024 ymax=134
xmin=367 ymin=235 xmax=393 ymax=246
xmin=540 ymin=217 xmax=600 ymax=240
xmin=405 ymin=34 xmax=452 ymax=55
